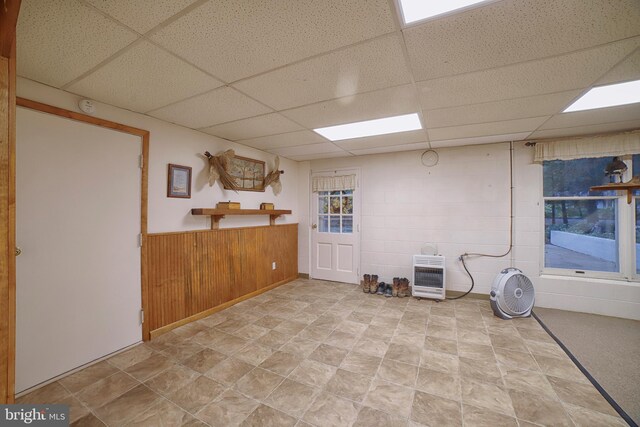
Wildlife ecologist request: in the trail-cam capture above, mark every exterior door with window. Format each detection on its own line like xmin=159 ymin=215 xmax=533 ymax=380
xmin=311 ymin=171 xmax=360 ymax=283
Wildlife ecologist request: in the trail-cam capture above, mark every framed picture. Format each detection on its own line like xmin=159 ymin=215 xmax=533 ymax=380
xmin=224 ymin=155 xmax=266 ymax=192
xmin=167 ymin=164 xmax=192 ymax=198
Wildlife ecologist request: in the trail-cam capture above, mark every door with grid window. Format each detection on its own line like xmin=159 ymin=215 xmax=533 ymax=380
xmin=311 ymin=171 xmax=360 ymax=283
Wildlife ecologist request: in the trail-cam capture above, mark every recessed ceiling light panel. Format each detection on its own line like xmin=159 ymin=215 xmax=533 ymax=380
xmin=399 ymin=0 xmax=490 ymax=24
xmin=313 ymin=113 xmax=422 ymax=141
xmin=563 ymin=80 xmax=640 ymax=113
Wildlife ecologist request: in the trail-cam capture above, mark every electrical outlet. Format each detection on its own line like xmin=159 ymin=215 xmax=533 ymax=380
xmin=272 ymin=262 xmax=276 ymax=270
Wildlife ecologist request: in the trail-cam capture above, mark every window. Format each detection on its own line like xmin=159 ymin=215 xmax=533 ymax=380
xmin=317 ymin=190 xmax=353 ymax=233
xmin=543 ymin=155 xmax=637 ymax=279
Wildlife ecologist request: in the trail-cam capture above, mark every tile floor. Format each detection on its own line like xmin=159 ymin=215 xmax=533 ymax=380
xmin=18 ymin=279 xmax=626 ymax=426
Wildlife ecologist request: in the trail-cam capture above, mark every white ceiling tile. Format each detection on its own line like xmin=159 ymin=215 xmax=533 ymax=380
xmin=233 ymin=34 xmax=412 ymax=110
xmin=66 ymin=41 xmax=222 ymax=113
xmin=334 ymin=130 xmax=427 ymax=151
xmin=417 ymin=37 xmax=640 ymax=110
xmin=429 ymin=117 xmax=549 ymax=141
xmin=17 ymin=0 xmax=137 ymax=87
xmin=84 ymin=0 xmax=199 ymax=34
xmin=148 ymin=87 xmax=272 ymax=129
xmin=405 ymin=0 xmax=640 ymax=81
xmin=281 ymin=85 xmax=419 ymax=129
xmin=287 ymin=152 xmax=354 ymax=161
xmin=529 ymin=120 xmax=640 ymax=140
xmin=200 ymin=113 xmax=304 ymax=141
xmin=540 ymin=103 xmax=640 ymax=130
xmin=424 ymin=91 xmax=581 ymax=128
xmin=349 ymin=142 xmax=430 ymax=156
xmin=596 ymin=49 xmax=640 ymax=85
xmin=268 ymin=143 xmax=345 ymax=157
xmin=430 ymin=132 xmax=532 ymax=148
xmin=238 ymin=131 xmax=326 ymax=151
xmin=151 ymin=0 xmax=396 ymax=82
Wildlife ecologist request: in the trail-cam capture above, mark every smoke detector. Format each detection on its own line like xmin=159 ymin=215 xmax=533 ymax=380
xmin=78 ymin=99 xmax=96 ymax=115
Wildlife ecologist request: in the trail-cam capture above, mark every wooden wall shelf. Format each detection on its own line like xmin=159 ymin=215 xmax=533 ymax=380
xmin=590 ymin=176 xmax=640 ymax=204
xmin=192 ymin=208 xmax=292 ymax=229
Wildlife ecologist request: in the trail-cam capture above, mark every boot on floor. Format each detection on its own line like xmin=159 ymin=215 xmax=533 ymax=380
xmin=362 ymin=274 xmax=371 ymax=293
xmin=369 ymin=274 xmax=379 ymax=293
xmin=392 ymin=277 xmax=400 ymax=297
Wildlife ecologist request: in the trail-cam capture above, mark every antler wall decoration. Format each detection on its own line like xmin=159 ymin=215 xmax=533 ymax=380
xmin=204 ymin=149 xmax=239 ymax=192
xmin=263 ymin=156 xmax=284 ymax=195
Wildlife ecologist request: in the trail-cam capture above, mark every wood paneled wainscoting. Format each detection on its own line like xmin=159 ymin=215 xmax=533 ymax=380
xmin=147 ymin=223 xmax=298 ymax=337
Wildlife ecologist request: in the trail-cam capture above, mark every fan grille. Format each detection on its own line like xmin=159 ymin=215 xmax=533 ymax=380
xmin=502 ymin=274 xmax=534 ymax=314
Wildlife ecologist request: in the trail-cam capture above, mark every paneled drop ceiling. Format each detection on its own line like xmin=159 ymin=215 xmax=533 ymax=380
xmin=16 ymin=0 xmax=640 ymax=160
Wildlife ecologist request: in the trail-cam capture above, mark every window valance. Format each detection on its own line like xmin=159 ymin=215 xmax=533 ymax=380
xmin=312 ymin=174 xmax=356 ymax=192
xmin=533 ymin=130 xmax=640 ymax=163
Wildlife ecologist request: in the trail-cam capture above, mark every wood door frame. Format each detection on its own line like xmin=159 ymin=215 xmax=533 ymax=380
xmin=309 ymin=167 xmax=361 ymax=283
xmin=1 ymin=0 xmax=21 ymax=405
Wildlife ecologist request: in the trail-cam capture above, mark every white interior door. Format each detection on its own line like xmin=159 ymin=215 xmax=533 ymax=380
xmin=15 ymin=107 xmax=143 ymax=393
xmin=310 ymin=171 xmax=360 ymax=284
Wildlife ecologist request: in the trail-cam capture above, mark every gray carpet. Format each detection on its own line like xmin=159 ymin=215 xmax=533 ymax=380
xmin=534 ymin=307 xmax=640 ymax=426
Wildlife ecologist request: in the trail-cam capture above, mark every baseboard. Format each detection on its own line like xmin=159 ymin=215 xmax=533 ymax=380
xmin=445 ymin=290 xmax=487 ymax=300
xmin=150 ymin=275 xmax=297 ymax=339
xmin=298 ymin=273 xmax=310 ymax=279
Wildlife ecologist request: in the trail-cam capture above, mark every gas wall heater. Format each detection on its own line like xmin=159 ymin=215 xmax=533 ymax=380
xmin=412 ymin=255 xmax=445 ymax=300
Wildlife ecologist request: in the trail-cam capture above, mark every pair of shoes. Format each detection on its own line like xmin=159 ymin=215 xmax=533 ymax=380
xmin=384 ymin=283 xmax=393 ymax=297
xmin=362 ymin=274 xmax=371 ymax=293
xmin=398 ymin=278 xmax=411 ymax=297
xmin=376 ymin=282 xmax=386 ymax=295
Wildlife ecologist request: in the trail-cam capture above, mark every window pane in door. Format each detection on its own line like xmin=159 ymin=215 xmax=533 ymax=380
xmin=342 ymin=216 xmax=353 ymax=233
xmin=330 ymin=197 xmax=341 ymax=214
xmin=319 ymin=197 xmax=328 ymax=214
xmin=342 ymin=196 xmax=353 ymax=214
xmin=319 ymin=215 xmax=328 ymax=233
xmin=330 ymin=216 xmax=340 ymax=233
xmin=544 ymin=199 xmax=618 ymax=272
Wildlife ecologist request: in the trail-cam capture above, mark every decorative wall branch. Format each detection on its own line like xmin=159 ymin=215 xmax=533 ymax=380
xmin=264 ymin=156 xmax=284 ymax=196
xmin=204 ymin=149 xmax=239 ymax=192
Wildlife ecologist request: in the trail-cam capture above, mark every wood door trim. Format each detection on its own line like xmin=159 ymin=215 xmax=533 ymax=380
xmin=16 ymin=97 xmax=151 ymax=342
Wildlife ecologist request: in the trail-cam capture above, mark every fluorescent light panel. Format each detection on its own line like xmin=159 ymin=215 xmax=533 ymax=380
xmin=314 ymin=113 xmax=422 ymax=141
xmin=399 ymin=0 xmax=490 ymax=24
xmin=563 ymin=80 xmax=640 ymax=113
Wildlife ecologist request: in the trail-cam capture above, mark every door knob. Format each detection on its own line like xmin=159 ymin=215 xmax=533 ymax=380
xmin=311 ymin=224 xmax=317 ymax=230
xmin=15 ymin=247 xmax=22 ymax=256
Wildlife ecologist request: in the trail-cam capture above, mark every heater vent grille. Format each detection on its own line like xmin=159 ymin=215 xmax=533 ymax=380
xmin=412 ymin=255 xmax=445 ymax=300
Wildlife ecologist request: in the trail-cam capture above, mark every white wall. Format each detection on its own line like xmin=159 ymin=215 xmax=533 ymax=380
xmin=16 ymin=78 xmax=300 ymax=233
xmin=303 ymin=142 xmax=640 ymax=320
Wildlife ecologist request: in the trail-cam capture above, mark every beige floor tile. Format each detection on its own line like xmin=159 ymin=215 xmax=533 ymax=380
xmin=234 ymin=342 xmax=275 ymax=366
xmin=392 ymin=331 xmax=426 ymax=347
xmin=59 ymin=361 xmax=120 ymax=393
xmin=289 ymin=359 xmax=337 ymax=388
xmin=145 ymin=331 xmax=184 ymax=352
xmin=259 ymin=351 xmax=303 ymax=376
xmin=457 ymin=341 xmax=496 ymax=362
xmin=204 ymin=357 xmax=253 ymax=386
xmin=460 ymin=379 xmax=515 ymax=417
xmin=493 ymin=347 xmax=539 ymax=371
xmin=77 ymin=371 xmax=139 ymax=409
xmin=240 ymin=404 xmax=297 ymax=427
xmin=353 ymin=406 xmax=408 ymax=427
xmin=125 ymin=353 xmax=174 ymax=382
xmin=361 ymin=325 xmax=394 ymax=342
xmin=501 ymin=367 xmax=556 ymax=398
xmin=173 ymin=322 xmax=209 ymax=339
xmin=346 ymin=312 xmax=374 ymax=324
xmin=462 ymin=403 xmax=518 ymax=427
xmin=488 ymin=332 xmax=529 ymax=352
xmin=353 ymin=336 xmax=389 ymax=357
xmin=234 ymin=368 xmax=285 ymax=400
xmin=192 ymin=329 xmax=227 ymax=347
xmin=509 ymin=389 xmax=574 ymax=426
xmin=339 ymin=320 xmax=369 ymax=335
xmin=197 ymin=390 xmax=259 ymax=427
xmin=93 ymin=384 xmax=161 ymax=425
xmin=162 ymin=340 xmax=206 ymax=362
xmin=459 ymin=357 xmax=503 ymax=386
xmin=426 ymin=324 xmax=457 ymax=340
xmin=280 ymin=337 xmax=320 ymax=358
xmin=167 ymin=375 xmax=225 ymax=414
xmin=303 ymin=392 xmax=360 ymax=427
xmin=17 ymin=381 xmax=69 ymax=404
xmin=518 ymin=328 xmax=556 ymax=344
xmin=430 ymin=307 xmax=456 ymax=318
xmin=308 ymin=344 xmax=349 ymax=367
xmin=420 ymin=349 xmax=459 ymax=374
xmin=274 ymin=320 xmax=308 ymax=335
xmin=525 ymin=339 xmax=568 ymax=359
xmin=265 ymin=379 xmax=320 ymax=418
xmin=563 ymin=402 xmax=627 ymax=427
xmin=182 ymin=348 xmax=227 ymax=373
xmin=297 ymin=326 xmax=334 ymax=342
xmin=533 ymin=354 xmax=589 ymax=383
xmin=547 ymin=375 xmax=618 ymax=417
xmin=458 ymin=328 xmax=492 ymax=346
xmin=416 ymin=368 xmax=460 ymax=401
xmin=384 ymin=343 xmax=421 ymax=366
xmin=70 ymin=413 xmax=105 ymax=427
xmin=310 ymin=314 xmax=343 ymax=330
xmin=211 ymin=333 xmax=249 ymax=356
xmin=127 ymin=397 xmax=195 ymax=426
xmin=57 ymin=394 xmax=90 ymax=423
xmin=411 ymin=390 xmax=462 ymax=427
xmin=233 ymin=324 xmax=270 ymax=341
xmin=428 ymin=315 xmax=457 ymax=328
xmin=255 ymin=330 xmax=291 ymax=349
xmin=423 ymin=336 xmax=458 ymax=355
xmin=107 ymin=344 xmax=155 ymax=370
xmin=364 ymin=380 xmax=414 ymax=418
xmin=144 ymin=364 xmax=199 ymax=396
xmin=253 ymin=315 xmax=284 ymax=329
xmin=339 ymin=351 xmax=381 ymax=377
xmin=324 ymin=368 xmax=372 ymax=402
xmin=323 ymin=330 xmax=359 ymax=350
xmin=378 ymin=359 xmax=418 ymax=388
xmin=214 ymin=318 xmax=247 ymax=334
